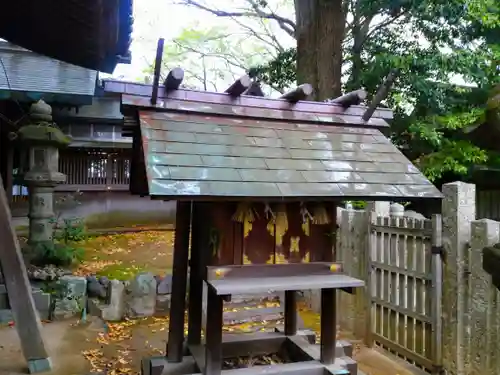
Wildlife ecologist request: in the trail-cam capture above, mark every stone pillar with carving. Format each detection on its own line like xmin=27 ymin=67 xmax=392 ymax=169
xmin=17 ymin=100 xmax=70 ymax=250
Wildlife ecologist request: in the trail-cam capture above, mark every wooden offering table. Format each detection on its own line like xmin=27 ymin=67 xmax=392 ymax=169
xmin=202 ymin=263 xmax=364 ymax=375
xmin=146 ymin=262 xmax=364 ymax=375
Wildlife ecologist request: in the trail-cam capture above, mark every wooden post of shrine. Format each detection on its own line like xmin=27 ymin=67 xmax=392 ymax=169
xmin=320 ymin=288 xmax=338 ymax=364
xmin=167 ymin=201 xmax=191 ymax=362
xmin=0 ymin=174 xmax=51 ymax=373
xmin=187 ymin=202 xmax=210 ymax=346
xmin=284 ymin=290 xmax=297 ymax=336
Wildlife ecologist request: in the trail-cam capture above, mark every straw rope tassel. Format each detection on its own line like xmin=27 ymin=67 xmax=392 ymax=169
xmin=312 ymin=204 xmax=331 ymax=225
xmin=300 ymin=202 xmax=313 ymax=236
xmin=275 ymin=204 xmax=288 ymax=246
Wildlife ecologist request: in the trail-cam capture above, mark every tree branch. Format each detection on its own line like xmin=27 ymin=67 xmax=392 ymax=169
xmin=171 ymin=39 xmax=249 ymax=73
xmin=246 ymin=0 xmax=296 ymax=37
xmin=230 ymin=16 xmax=285 ymax=53
xmin=364 ymin=10 xmax=409 ymax=44
xmin=179 ymin=0 xmax=296 ymax=38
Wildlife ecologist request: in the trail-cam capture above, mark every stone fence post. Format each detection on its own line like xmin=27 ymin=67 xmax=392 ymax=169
xmin=468 ymin=219 xmax=500 ymax=374
xmin=336 ymin=208 xmax=370 ymax=341
xmin=441 ymin=182 xmax=476 ymax=375
xmin=366 ymin=201 xmax=390 ymax=216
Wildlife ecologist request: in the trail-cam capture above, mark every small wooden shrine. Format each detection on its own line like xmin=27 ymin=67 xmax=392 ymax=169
xmin=104 ymin=41 xmax=442 ymax=375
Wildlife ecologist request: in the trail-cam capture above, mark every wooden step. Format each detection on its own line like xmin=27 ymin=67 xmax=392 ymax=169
xmin=225 ymin=298 xmax=281 ymax=311
xmin=223 ymin=306 xmax=284 ymax=326
xmin=230 ymin=292 xmax=282 ymax=305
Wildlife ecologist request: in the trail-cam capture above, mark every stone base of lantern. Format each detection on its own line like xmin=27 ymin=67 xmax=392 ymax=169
xmin=27 ymin=357 xmax=53 ymax=374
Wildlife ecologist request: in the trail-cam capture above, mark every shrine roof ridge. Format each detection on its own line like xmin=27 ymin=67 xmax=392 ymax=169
xmin=102 ymin=79 xmax=393 ymax=128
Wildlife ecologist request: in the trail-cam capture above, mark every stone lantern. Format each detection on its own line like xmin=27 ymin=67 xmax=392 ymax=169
xmin=17 ymin=100 xmax=71 ymax=249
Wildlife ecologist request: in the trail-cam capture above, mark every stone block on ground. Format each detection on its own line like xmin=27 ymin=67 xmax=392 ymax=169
xmin=27 ymin=357 xmax=52 ymax=374
xmin=157 ymin=274 xmax=172 ymax=295
xmin=52 ymin=275 xmax=87 ymax=320
xmin=87 ymin=298 xmax=104 ymax=317
xmin=101 ymin=280 xmax=126 ymax=321
xmin=26 ymin=265 xmax=71 ymax=281
xmin=32 ymin=290 xmax=51 ymax=320
xmin=0 ymin=284 xmax=51 ymax=320
xmin=99 ymin=276 xmax=110 ymax=286
xmin=87 ymin=276 xmax=107 ymax=299
xmin=0 ymin=309 xmax=13 ymax=323
xmin=0 ymin=284 xmax=8 ymax=309
xmin=125 ymin=272 xmax=157 ymax=318
xmin=155 ymin=294 xmax=171 ymax=314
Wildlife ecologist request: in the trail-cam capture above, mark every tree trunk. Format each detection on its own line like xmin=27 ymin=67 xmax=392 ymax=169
xmin=294 ymin=0 xmax=345 ymax=101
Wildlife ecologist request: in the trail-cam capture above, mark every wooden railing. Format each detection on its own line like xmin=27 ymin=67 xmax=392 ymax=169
xmin=58 ymin=148 xmax=131 ymax=187
xmin=11 ymin=148 xmax=131 ymax=200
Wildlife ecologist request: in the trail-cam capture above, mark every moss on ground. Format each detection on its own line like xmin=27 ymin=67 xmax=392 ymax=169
xmin=95 ymin=263 xmax=149 ymax=281
xmin=73 ymin=231 xmax=174 ymax=279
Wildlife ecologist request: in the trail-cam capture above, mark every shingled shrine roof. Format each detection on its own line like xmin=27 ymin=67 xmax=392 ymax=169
xmin=103 ymin=78 xmax=443 ymax=200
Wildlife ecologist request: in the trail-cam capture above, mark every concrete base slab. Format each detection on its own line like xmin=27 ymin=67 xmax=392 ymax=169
xmin=28 ymin=357 xmax=52 ymax=374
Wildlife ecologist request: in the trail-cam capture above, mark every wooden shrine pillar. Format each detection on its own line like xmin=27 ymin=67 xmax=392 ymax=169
xmin=167 ymin=201 xmax=191 ymax=362
xmin=320 ymin=203 xmax=338 ymax=364
xmin=0 ymin=174 xmax=51 ymax=373
xmin=320 ymin=288 xmax=338 ymax=364
xmin=187 ymin=202 xmax=211 ymax=346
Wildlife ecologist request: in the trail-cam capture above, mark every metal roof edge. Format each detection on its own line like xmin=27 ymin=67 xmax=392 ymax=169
xmin=0 ymin=90 xmax=93 ymax=105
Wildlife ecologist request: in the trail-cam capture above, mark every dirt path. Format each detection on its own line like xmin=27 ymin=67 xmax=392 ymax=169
xmin=0 ymin=315 xmax=421 ymax=375
xmin=298 ymin=307 xmax=419 ymax=375
xmin=0 ymin=316 xmax=172 ymax=375
xmin=356 ymin=348 xmax=422 ymax=375
xmin=0 ymin=320 xmax=90 ymax=375
xmin=0 ymin=303 xmax=419 ymax=375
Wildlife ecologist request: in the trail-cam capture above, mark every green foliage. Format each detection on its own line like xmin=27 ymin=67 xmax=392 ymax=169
xmin=249 ymin=48 xmax=296 ymax=92
xmin=30 ymin=242 xmax=84 ymax=268
xmin=249 ymin=0 xmax=500 ymax=182
xmin=467 ymin=0 xmax=499 ymax=27
xmin=41 ymin=218 xmax=86 ymax=267
xmin=406 ymin=108 xmax=489 ymax=181
xmin=416 ymin=140 xmax=488 ymax=182
xmin=30 ymin=193 xmax=87 ymax=267
xmin=53 ymin=218 xmax=87 ymax=243
xmin=170 ymin=0 xmax=499 ymax=182
xmin=345 ymin=201 xmax=367 ymax=210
